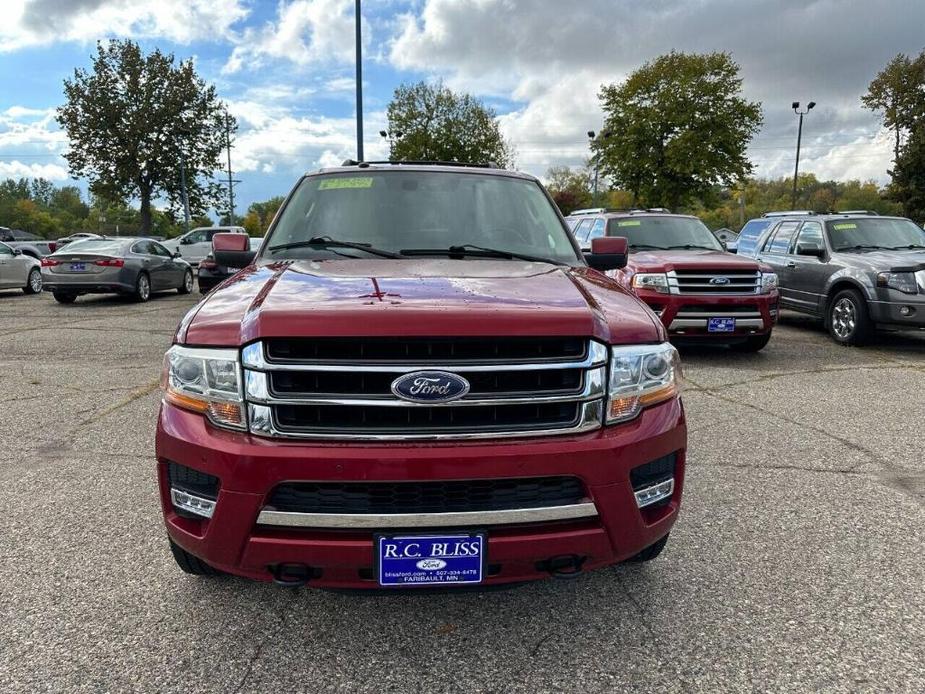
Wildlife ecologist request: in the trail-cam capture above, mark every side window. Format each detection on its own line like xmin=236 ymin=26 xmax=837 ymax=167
xmin=130 ymin=242 xmax=147 ymax=255
xmin=151 ymin=242 xmax=172 ymax=257
xmin=574 ymin=219 xmax=592 ymax=244
xmin=0 ymin=242 xmax=13 ymax=255
xmin=764 ymin=221 xmax=800 ymax=254
xmin=186 ymin=230 xmax=207 ymax=244
xmin=794 ymin=222 xmax=823 ymax=252
xmin=587 ymin=218 xmax=606 ymax=243
xmin=565 ymin=218 xmax=579 ymax=231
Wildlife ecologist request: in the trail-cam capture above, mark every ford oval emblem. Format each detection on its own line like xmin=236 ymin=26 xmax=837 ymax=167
xmin=710 ymin=276 xmax=731 ymax=285
xmin=416 ymin=559 xmax=447 ymax=571
xmin=391 ymin=371 xmax=470 ymax=403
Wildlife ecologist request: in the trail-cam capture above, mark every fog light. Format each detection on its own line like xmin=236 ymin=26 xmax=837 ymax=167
xmin=634 ymin=478 xmax=674 ymax=508
xmin=900 ymin=306 xmax=914 ymax=317
xmin=171 ymin=488 xmax=216 ymax=518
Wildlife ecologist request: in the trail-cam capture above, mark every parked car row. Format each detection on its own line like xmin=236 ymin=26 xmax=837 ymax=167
xmin=0 ymin=241 xmax=43 ymax=293
xmin=0 ymin=226 xmax=58 ymax=258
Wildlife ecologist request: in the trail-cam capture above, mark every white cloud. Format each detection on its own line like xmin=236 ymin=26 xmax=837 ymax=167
xmin=0 ymin=0 xmax=249 ymax=51
xmin=223 ymin=0 xmax=359 ymax=74
xmin=0 ymin=161 xmax=69 ymax=180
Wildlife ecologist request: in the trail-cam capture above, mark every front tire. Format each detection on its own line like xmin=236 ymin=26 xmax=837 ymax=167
xmin=169 ymin=539 xmax=222 ymax=576
xmin=828 ymin=289 xmax=871 ymax=345
xmin=626 ymin=534 xmax=669 ymax=563
xmin=134 ymin=272 xmax=151 ymax=302
xmin=53 ymin=291 xmax=76 ymax=304
xmin=178 ymin=269 xmax=193 ymax=295
xmin=23 ymin=268 xmax=42 ymax=294
xmin=729 ymin=332 xmax=772 ymax=352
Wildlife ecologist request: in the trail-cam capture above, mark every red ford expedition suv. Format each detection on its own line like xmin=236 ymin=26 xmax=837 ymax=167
xmin=156 ymin=163 xmax=686 ymax=589
xmin=568 ymin=209 xmax=780 ymax=351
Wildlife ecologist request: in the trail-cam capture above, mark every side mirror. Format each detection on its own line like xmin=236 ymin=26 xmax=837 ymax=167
xmin=13 ymin=248 xmax=22 ymax=255
xmin=213 ymin=232 xmax=257 ymax=268
xmin=172 ymin=251 xmax=181 ymax=259
xmin=797 ymin=243 xmax=825 ymax=258
xmin=586 ymin=236 xmax=628 ymax=271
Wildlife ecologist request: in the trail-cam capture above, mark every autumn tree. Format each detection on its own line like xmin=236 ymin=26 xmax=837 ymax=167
xmin=386 ymin=82 xmax=515 ymax=167
xmin=57 ymin=40 xmax=234 ymax=234
xmin=862 ymin=52 xmax=925 ymax=163
xmin=545 ymin=166 xmax=593 ymax=214
xmin=594 ymin=51 xmax=762 ymax=210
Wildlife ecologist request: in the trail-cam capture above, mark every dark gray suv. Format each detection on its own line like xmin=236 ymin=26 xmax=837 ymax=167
xmin=739 ymin=214 xmax=925 ymax=344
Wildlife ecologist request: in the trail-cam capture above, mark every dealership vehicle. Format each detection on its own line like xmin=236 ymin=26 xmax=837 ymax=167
xmin=0 ymin=226 xmax=57 ymax=258
xmin=162 ymin=226 xmax=247 ymax=266
xmin=197 ymin=236 xmax=263 ymax=294
xmin=54 ymin=232 xmax=102 ymax=250
xmin=569 ymin=209 xmax=779 ymax=351
xmin=739 ymin=213 xmax=925 ymax=344
xmin=157 ymin=162 xmax=686 ymax=589
xmin=42 ymin=237 xmax=193 ymax=304
xmin=0 ymin=241 xmax=42 ymax=294
xmin=713 ymin=227 xmax=739 ymax=252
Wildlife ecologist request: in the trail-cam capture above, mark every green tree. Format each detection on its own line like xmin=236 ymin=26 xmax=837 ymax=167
xmin=57 ymin=40 xmax=234 ymax=234
xmin=386 ymin=81 xmax=515 ymax=167
xmin=890 ymin=126 xmax=925 ymax=221
xmin=545 ymin=165 xmax=592 ymax=214
xmin=594 ymin=51 xmax=763 ymax=210
xmin=862 ymin=52 xmax=925 ymax=163
xmin=246 ymin=195 xmax=285 ymax=234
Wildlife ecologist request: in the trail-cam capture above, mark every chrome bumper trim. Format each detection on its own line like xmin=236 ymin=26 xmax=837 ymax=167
xmin=669 ymin=318 xmax=765 ymax=329
xmin=256 ymin=501 xmax=598 ymax=528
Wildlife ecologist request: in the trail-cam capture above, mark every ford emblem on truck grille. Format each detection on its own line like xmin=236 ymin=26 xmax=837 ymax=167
xmin=710 ymin=277 xmax=731 ymax=285
xmin=391 ymin=371 xmax=471 ymax=403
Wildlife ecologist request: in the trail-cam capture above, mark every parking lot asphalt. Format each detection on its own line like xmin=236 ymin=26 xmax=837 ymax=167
xmin=1 ymin=288 xmax=923 ymax=694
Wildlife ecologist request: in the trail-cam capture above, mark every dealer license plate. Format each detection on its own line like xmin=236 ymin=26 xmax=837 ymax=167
xmin=708 ymin=317 xmax=735 ymax=332
xmin=70 ymin=262 xmax=87 ymax=272
xmin=378 ymin=534 xmax=484 ymax=586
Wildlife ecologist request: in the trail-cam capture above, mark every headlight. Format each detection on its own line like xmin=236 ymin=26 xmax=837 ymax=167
xmin=760 ymin=272 xmax=778 ymax=293
xmin=607 ymin=343 xmax=681 ymax=424
xmin=877 ymin=272 xmax=918 ymax=295
xmin=631 ymin=273 xmax=669 ymax=293
xmin=162 ymin=345 xmax=245 ymax=430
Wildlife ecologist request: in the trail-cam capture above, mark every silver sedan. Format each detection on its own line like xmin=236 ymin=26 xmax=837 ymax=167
xmin=0 ymin=241 xmax=42 ymax=294
xmin=41 ymin=237 xmax=194 ymax=304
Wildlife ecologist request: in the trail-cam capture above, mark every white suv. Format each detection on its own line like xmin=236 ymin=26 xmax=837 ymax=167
xmin=162 ymin=226 xmax=246 ymax=265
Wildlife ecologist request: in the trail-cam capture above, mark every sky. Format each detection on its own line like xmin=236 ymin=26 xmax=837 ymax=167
xmin=1 ymin=0 xmax=924 ymax=217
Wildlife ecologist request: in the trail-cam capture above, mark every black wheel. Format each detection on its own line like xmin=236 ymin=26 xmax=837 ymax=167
xmin=626 ymin=534 xmax=669 ymax=563
xmin=169 ymin=539 xmax=222 ymax=576
xmin=53 ymin=291 xmax=76 ymax=304
xmin=23 ymin=268 xmax=42 ymax=294
xmin=828 ymin=289 xmax=872 ymax=345
xmin=178 ymin=269 xmax=194 ymax=295
xmin=134 ymin=272 xmax=151 ymax=302
xmin=729 ymin=332 xmax=772 ymax=352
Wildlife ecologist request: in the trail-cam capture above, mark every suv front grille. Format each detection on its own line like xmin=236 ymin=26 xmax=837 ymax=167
xmin=668 ymin=270 xmax=760 ymax=295
xmin=266 ymin=477 xmax=586 ymax=515
xmin=244 ymin=338 xmax=607 ymax=440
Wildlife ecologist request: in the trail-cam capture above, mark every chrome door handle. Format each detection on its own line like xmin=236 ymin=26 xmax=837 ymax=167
xmin=786 ymin=262 xmax=796 ymax=268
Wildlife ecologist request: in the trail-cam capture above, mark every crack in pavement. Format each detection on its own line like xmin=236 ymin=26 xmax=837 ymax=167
xmin=231 ymin=592 xmax=299 ymax=694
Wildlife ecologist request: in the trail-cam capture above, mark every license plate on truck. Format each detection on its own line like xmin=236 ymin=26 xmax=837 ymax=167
xmin=377 ymin=534 xmax=484 ymax=586
xmin=708 ymin=317 xmax=735 ymax=332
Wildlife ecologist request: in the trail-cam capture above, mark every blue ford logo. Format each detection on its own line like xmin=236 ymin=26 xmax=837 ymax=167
xmin=391 ymin=371 xmax=470 ymax=403
xmin=710 ymin=276 xmax=731 ymax=285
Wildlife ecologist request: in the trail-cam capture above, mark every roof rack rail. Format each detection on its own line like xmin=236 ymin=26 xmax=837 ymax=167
xmin=568 ymin=207 xmax=673 ymax=216
xmin=835 ymin=209 xmax=880 ymax=215
xmin=762 ymin=210 xmax=813 ymax=217
xmin=340 ymin=159 xmax=500 ymax=169
xmin=568 ymin=208 xmax=608 ymax=215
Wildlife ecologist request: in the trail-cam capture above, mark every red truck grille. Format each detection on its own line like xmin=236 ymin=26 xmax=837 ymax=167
xmin=242 ymin=338 xmax=607 ymax=440
xmin=668 ymin=269 xmax=761 ymax=295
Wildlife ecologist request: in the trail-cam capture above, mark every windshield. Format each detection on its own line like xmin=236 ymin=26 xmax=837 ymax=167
xmin=57 ymin=239 xmax=128 ymax=255
xmin=265 ymin=171 xmax=580 ymax=263
xmin=606 ymin=216 xmax=724 ymax=251
xmin=826 ymin=218 xmax=925 ymax=251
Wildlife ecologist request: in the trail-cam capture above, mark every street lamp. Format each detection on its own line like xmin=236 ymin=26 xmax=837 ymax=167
xmin=791 ymin=101 xmax=816 ymax=209
xmin=588 ymin=130 xmax=613 ymax=207
xmin=355 ymin=0 xmax=364 ymax=161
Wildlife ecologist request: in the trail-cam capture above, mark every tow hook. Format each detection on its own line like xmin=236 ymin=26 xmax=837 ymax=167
xmin=538 ymin=554 xmax=587 ymax=580
xmin=271 ymin=563 xmax=314 ymax=587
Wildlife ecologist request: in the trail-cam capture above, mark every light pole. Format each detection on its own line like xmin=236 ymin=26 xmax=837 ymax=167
xmin=587 ymin=130 xmax=612 ymax=207
xmin=355 ymin=0 xmax=364 ymax=161
xmin=791 ymin=100 xmax=815 ymax=209
xmin=379 ymin=130 xmax=404 ymax=159
xmin=177 ymin=127 xmax=192 ymax=233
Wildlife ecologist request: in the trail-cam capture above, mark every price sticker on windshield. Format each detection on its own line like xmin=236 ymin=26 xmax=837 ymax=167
xmin=617 ymin=220 xmax=642 ymax=227
xmin=832 ymin=223 xmax=857 ymax=230
xmin=319 ymin=177 xmax=374 ymax=190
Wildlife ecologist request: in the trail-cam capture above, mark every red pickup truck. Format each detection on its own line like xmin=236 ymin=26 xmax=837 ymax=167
xmin=156 ymin=163 xmax=686 ymax=589
xmin=568 ymin=210 xmax=779 ymax=351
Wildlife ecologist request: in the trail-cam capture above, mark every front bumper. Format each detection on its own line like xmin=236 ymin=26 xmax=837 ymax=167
xmin=156 ymin=398 xmax=686 ymax=588
xmin=637 ymin=290 xmax=778 ymax=338
xmin=868 ymin=295 xmax=925 ymax=329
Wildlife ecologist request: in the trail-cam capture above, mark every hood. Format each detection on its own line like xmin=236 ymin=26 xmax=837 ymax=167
xmin=833 ymin=249 xmax=925 ymax=272
xmin=178 ymin=259 xmax=664 ymax=346
xmin=627 ymin=248 xmax=763 ymax=272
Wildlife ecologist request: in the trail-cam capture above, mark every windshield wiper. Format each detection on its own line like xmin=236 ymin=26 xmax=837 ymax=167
xmin=836 ymin=244 xmax=889 ymax=252
xmin=399 ymin=244 xmax=566 ymax=265
xmin=629 ymin=243 xmax=671 ymax=250
xmin=881 ymin=244 xmax=925 ymax=250
xmin=662 ymin=244 xmax=720 ymax=250
xmin=266 ymin=236 xmax=401 ymax=259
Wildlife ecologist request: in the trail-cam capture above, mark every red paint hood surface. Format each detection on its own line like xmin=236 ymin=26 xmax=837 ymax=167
xmin=626 ymin=249 xmax=765 ymax=272
xmin=178 ymin=259 xmax=664 ymax=346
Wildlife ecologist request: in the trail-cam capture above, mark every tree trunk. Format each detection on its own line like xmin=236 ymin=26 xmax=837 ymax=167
xmin=139 ymin=188 xmax=152 ymax=234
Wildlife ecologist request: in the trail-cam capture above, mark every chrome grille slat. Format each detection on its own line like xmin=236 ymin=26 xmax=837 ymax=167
xmin=243 ymin=339 xmax=608 ymax=440
xmin=667 ymin=269 xmax=761 ymax=295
